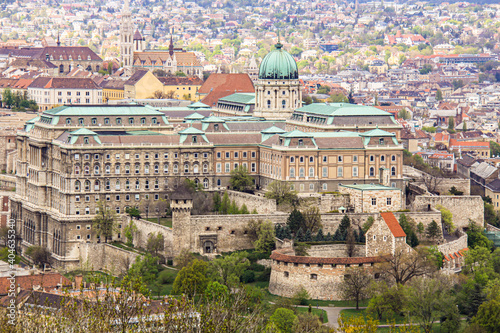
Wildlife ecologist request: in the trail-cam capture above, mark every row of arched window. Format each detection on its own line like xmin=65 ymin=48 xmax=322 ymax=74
xmin=75 ymin=178 xmax=163 ymax=192
xmin=66 ymin=116 xmax=159 ymax=126
xmin=74 ymin=162 xmax=209 ymax=175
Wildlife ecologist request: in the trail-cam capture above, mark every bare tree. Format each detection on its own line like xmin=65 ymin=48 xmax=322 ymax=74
xmin=303 ymin=206 xmax=322 ymax=233
xmin=339 ymin=267 xmax=372 ymax=309
xmin=345 ymin=227 xmax=356 ymax=257
xmin=420 ymin=169 xmax=443 ymax=194
xmin=377 ymin=247 xmax=436 ymax=285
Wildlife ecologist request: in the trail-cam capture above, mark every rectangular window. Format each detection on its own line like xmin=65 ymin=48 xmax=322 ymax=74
xmin=337 ymin=166 xmax=343 ymax=178
xmin=225 ymin=152 xmax=230 ymax=158
xmin=387 ymin=197 xmax=392 ymax=205
xmin=217 ymin=152 xmax=221 ymax=158
xmin=243 ymin=152 xmax=247 ymax=158
xmin=322 ymin=156 xmax=327 ymax=163
xmin=353 ymin=166 xmax=358 ymax=177
xmin=251 ymin=163 xmax=256 ymax=172
xmin=234 ymin=152 xmax=239 ymax=158
xmin=322 ymin=183 xmax=327 ymax=190
xmin=225 ymin=163 xmax=230 ymax=173
xmin=353 ymin=155 xmax=358 ymax=162
xmin=371 ymin=198 xmax=377 ymax=205
xmin=251 ymin=152 xmax=256 ymax=158
xmin=338 ymin=155 xmax=343 ymax=162
xmin=216 ymin=163 xmax=221 ymax=172
xmin=322 ymin=167 xmax=328 ymax=178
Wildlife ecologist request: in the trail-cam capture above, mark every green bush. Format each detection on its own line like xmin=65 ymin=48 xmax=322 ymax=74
xmin=248 ymin=262 xmax=265 ymax=272
xmin=241 ymin=270 xmax=255 ymax=283
xmin=158 ymin=269 xmax=177 ymax=284
xmin=256 ymin=267 xmax=271 ymax=282
xmin=247 ymin=251 xmax=268 ymax=262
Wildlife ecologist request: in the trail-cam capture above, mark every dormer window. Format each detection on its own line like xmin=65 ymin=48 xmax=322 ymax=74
xmin=83 ymin=137 xmax=89 ymax=144
xmin=59 ymin=55 xmax=63 ymax=60
xmin=214 ymin=124 xmax=219 ymax=131
xmin=129 ymin=117 xmax=134 ymax=125
xmin=104 ymin=118 xmax=110 ymax=125
xmin=379 ymin=138 xmax=385 ymax=145
xmin=91 ymin=118 xmax=97 ymax=125
xmin=87 ymin=55 xmax=91 ymax=60
xmin=78 ymin=55 xmax=81 ymax=60
xmin=140 ymin=117 xmax=146 ymax=124
xmin=78 ymin=118 xmax=84 ymax=126
xmin=152 ymin=117 xmax=157 ymax=124
xmin=192 ymin=136 xmax=197 ymax=143
xmin=66 ymin=118 xmax=71 ymax=125
xmin=298 ymin=139 xmax=304 ymax=146
xmin=116 ymin=118 xmax=122 ymax=125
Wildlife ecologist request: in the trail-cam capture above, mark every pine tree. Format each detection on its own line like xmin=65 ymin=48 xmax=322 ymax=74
xmin=251 ymin=208 xmax=258 ymax=214
xmin=357 ymin=227 xmax=366 ymax=243
xmin=220 ymin=192 xmax=230 ymax=214
xmin=287 ymin=208 xmax=305 ymax=236
xmin=283 ymin=226 xmax=292 ymax=240
xmin=304 ymin=229 xmax=312 ymax=242
xmin=315 ymin=228 xmax=324 ymax=242
xmin=326 ymin=232 xmax=333 ymax=241
xmin=213 ymin=192 xmax=221 ymax=212
xmin=296 ymin=228 xmax=305 ymax=242
xmin=336 ymin=215 xmax=351 ymax=241
xmin=275 ymin=225 xmax=283 ymax=239
xmin=229 ymin=200 xmax=239 ymax=214
xmin=426 ymin=220 xmax=440 ymax=239
xmin=240 ymin=204 xmax=249 ymax=214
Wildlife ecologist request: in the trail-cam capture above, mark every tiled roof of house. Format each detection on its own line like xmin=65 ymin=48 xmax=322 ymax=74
xmin=124 ymin=70 xmax=150 ymax=86
xmin=449 ymin=139 xmax=489 ymax=148
xmin=28 ymin=77 xmax=100 ymax=89
xmin=0 ymin=273 xmax=71 ymax=295
xmin=199 ymin=73 xmax=254 ymax=107
xmin=380 ymin=212 xmax=406 ymax=238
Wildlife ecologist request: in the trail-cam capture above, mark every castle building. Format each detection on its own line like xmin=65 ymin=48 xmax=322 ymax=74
xmin=119 ymin=1 xmax=202 ymax=78
xmin=253 ymin=41 xmax=302 ymax=120
xmin=11 ymin=104 xmax=404 ymax=268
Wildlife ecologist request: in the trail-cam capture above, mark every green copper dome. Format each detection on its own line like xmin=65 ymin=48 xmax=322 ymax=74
xmin=258 ymin=42 xmax=298 ymax=80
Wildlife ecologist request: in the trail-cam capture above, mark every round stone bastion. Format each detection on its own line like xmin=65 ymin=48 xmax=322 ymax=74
xmin=268 ymin=244 xmax=384 ymax=300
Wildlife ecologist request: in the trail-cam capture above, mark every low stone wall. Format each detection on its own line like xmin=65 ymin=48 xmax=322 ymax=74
xmin=268 ymin=248 xmax=383 ymax=300
xmin=393 ymin=211 xmax=443 ymax=240
xmin=128 ymin=218 xmax=173 ymax=257
xmin=0 ymin=174 xmax=15 ymax=189
xmin=320 ymin=213 xmax=377 ymax=234
xmin=298 ymin=193 xmax=349 ymax=214
xmin=224 ymin=190 xmax=277 ymax=214
xmin=438 ymin=233 xmax=468 ymax=255
xmin=307 ymin=244 xmax=365 ymax=258
xmin=435 ymin=178 xmax=470 ymax=196
xmin=411 ymin=195 xmax=484 ymax=229
xmin=78 ymin=243 xmax=139 ymax=276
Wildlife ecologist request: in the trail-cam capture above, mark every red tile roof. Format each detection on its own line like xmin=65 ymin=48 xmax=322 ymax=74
xmin=0 ymin=273 xmax=71 ymax=295
xmin=199 ymin=73 xmax=254 ymax=107
xmin=380 ymin=212 xmax=406 ymax=238
xmin=449 ymin=139 xmax=489 ymax=148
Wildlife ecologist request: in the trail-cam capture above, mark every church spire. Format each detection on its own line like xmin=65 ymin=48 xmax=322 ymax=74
xmin=169 ymin=28 xmax=174 ymax=56
xmin=57 ymin=30 xmax=60 ymax=47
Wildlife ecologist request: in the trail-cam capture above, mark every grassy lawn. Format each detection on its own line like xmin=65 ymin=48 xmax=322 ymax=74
xmin=340 ymin=308 xmax=406 ymax=325
xmin=261 ymin=289 xmax=369 ymax=308
xmin=146 ymin=217 xmax=172 ymax=228
xmin=295 ymin=306 xmax=328 ymax=323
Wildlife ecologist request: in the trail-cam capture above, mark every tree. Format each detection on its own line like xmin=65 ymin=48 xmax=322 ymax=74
xmin=123 ymin=220 xmax=137 ymax=247
xmin=436 ymin=89 xmax=443 ymax=101
xmin=335 ymin=313 xmax=378 ymax=332
xmin=229 ymin=166 xmax=255 ymax=193
xmin=172 ymin=259 xmax=208 ymax=297
xmin=448 ymin=116 xmax=455 ymax=130
xmin=334 ymin=215 xmax=351 ymax=241
xmin=220 ymin=191 xmax=230 ymax=214
xmin=208 ymin=251 xmax=250 ymax=287
xmin=346 ymin=227 xmax=356 ymax=257
xmin=378 ymin=247 xmax=436 ymax=285
xmin=362 ymin=216 xmax=375 ymax=233
xmin=426 ymin=220 xmax=440 ymax=239
xmin=125 ymin=206 xmax=141 ymax=219
xmin=340 ymin=267 xmax=372 ymax=309
xmin=399 ymin=214 xmax=419 ymax=247
xmin=149 ymin=90 xmax=168 ymax=99
xmin=302 ymin=206 xmax=322 ymax=234
xmin=467 ymin=220 xmax=493 ymax=250
xmin=452 ymin=79 xmax=464 ymax=90
xmin=253 ymin=220 xmax=275 ymax=255
xmin=146 ymin=232 xmax=165 ymax=259
xmin=472 ymin=292 xmax=500 ymax=333
xmin=213 ymin=192 xmax=221 ymax=212
xmin=127 ymin=253 xmax=159 ymax=285
xmin=328 ymin=93 xmax=349 ymax=103
xmin=175 ymin=70 xmax=186 ymax=77
xmin=174 ymin=249 xmax=195 ymax=269
xmin=398 ymin=108 xmax=411 ymax=120
xmin=265 ymin=181 xmax=298 ymax=206
xmin=406 ymin=277 xmax=454 ymax=333
xmin=436 ymin=205 xmax=455 ymax=233
xmin=2 ymin=88 xmax=13 ymax=108
xmin=25 ymin=246 xmax=52 ymax=268
xmin=267 ymin=308 xmax=297 ymax=333
xmin=93 ymin=201 xmax=117 ymax=243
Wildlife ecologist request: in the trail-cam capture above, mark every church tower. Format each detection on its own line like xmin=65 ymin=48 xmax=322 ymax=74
xmin=253 ymin=39 xmax=302 ymax=120
xmin=120 ymin=0 xmax=134 ymax=70
xmin=133 ymin=29 xmax=145 ymax=53
xmin=244 ymin=56 xmax=259 ymax=82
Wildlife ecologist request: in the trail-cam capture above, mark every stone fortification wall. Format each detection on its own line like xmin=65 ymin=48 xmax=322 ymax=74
xmin=297 ymin=193 xmax=349 ymax=213
xmin=435 ymin=178 xmax=470 ymax=195
xmin=78 ymin=243 xmax=139 ymax=276
xmin=307 ymin=244 xmax=365 ymax=258
xmin=438 ymin=232 xmax=468 ymax=255
xmin=268 ymin=248 xmax=382 ymax=300
xmin=393 ymin=211 xmax=443 ymax=240
xmin=127 ymin=218 xmax=173 ymax=256
xmin=184 ymin=214 xmax=289 ymax=254
xmin=320 ymin=213 xmax=376 ymax=234
xmin=411 ymin=196 xmax=484 ymax=228
xmin=0 ymin=174 xmax=15 ymax=190
xmin=225 ymin=190 xmax=277 ymax=214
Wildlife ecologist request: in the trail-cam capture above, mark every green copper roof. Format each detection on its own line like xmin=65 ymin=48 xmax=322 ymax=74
xmin=258 ymin=42 xmax=298 ymax=80
xmin=178 ymin=126 xmax=205 ymax=135
xmin=69 ymin=128 xmax=98 ymax=136
xmin=201 ymin=116 xmax=225 ymax=123
xmin=295 ymin=103 xmax=391 ymax=116
xmin=281 ymin=130 xmax=313 ymax=138
xmin=360 ymin=128 xmax=396 ymax=137
xmin=184 ymin=112 xmax=206 ymax=120
xmin=218 ymin=93 xmax=256 ymax=104
xmin=43 ymin=105 xmax=164 ymax=116
xmin=188 ymin=101 xmax=210 ymax=109
xmin=339 ymin=184 xmax=401 ymax=191
xmin=261 ymin=125 xmax=286 ymax=134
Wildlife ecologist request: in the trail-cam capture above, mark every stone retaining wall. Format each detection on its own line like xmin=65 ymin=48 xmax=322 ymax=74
xmin=411 ymin=195 xmax=484 ymax=228
xmin=307 ymin=244 xmax=365 ymax=258
xmin=128 ymin=218 xmax=173 ymax=257
xmin=224 ymin=190 xmax=277 ymax=214
xmin=438 ymin=233 xmax=468 ymax=255
xmin=78 ymin=243 xmax=139 ymax=276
